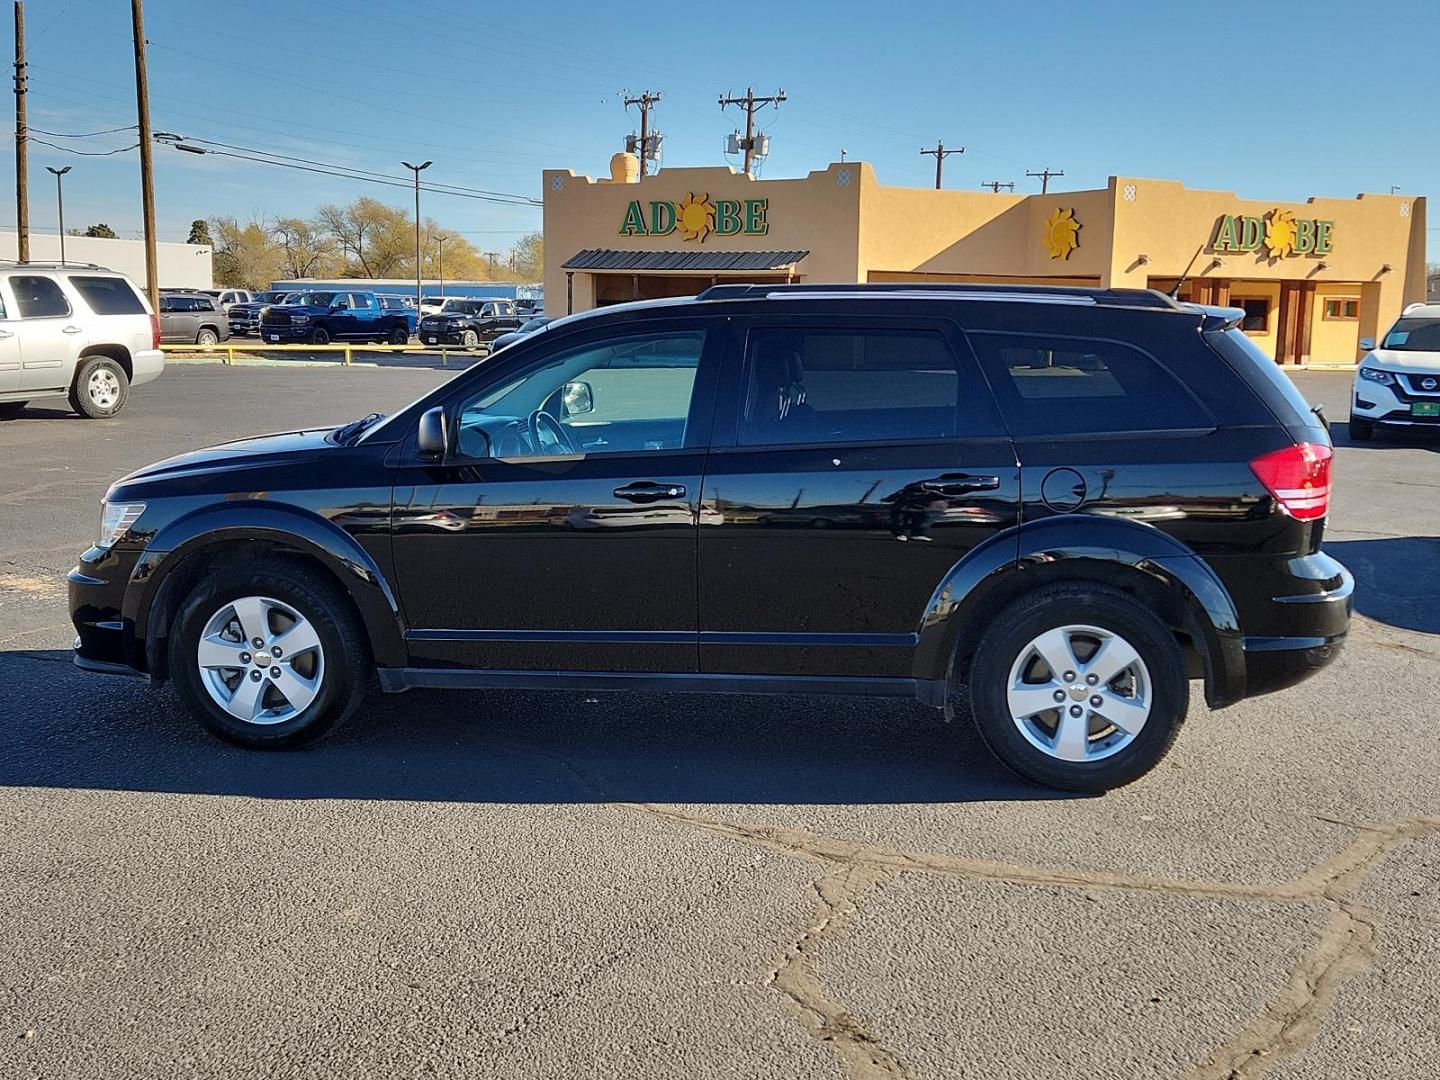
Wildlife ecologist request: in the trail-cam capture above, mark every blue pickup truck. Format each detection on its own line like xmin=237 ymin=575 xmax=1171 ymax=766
xmin=258 ymin=290 xmax=412 ymax=345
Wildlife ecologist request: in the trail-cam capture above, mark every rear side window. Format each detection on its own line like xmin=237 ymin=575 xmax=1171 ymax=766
xmin=740 ymin=329 xmax=963 ymax=446
xmin=8 ymin=275 xmax=72 ymax=318
xmin=970 ymin=332 xmax=1212 ymax=436
xmin=72 ymin=276 xmax=146 ymax=315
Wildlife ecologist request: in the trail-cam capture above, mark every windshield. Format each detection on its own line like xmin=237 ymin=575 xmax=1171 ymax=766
xmin=256 ymin=291 xmax=289 ymax=304
xmin=519 ymin=318 xmax=550 ymax=332
xmin=1380 ymin=318 xmax=1440 ymax=353
xmin=288 ymin=292 xmax=335 ymax=306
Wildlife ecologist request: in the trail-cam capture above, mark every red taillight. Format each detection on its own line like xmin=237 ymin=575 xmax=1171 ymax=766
xmin=1250 ymin=442 xmax=1333 ymax=521
xmin=149 ymin=313 xmax=161 ymax=350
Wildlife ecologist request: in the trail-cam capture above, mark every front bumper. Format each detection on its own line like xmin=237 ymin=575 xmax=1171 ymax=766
xmin=418 ymin=326 xmax=473 ymax=345
xmin=1352 ymin=376 xmax=1440 ymax=429
xmin=258 ymin=326 xmax=311 ymax=342
xmin=69 ymin=545 xmax=147 ymax=676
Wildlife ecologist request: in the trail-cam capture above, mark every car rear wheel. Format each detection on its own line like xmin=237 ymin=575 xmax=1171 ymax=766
xmin=967 ymin=583 xmax=1188 ymax=791
xmin=168 ymin=562 xmax=371 ymax=749
xmin=309 ymin=327 xmax=331 ymax=346
xmin=196 ymin=328 xmax=219 ymax=346
xmin=0 ymin=401 xmax=27 ymax=419
xmin=1349 ymin=418 xmax=1373 ymax=440
xmin=461 ymin=329 xmax=479 ymax=348
xmin=69 ymin=356 xmax=129 ymax=418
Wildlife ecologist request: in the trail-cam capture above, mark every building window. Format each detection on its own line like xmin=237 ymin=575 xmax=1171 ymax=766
xmin=1234 ymin=297 xmax=1270 ymax=334
xmin=1323 ymin=297 xmax=1360 ymax=321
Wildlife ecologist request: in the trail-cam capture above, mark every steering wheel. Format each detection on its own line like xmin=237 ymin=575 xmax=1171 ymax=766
xmin=527 ymin=409 xmax=576 ymax=456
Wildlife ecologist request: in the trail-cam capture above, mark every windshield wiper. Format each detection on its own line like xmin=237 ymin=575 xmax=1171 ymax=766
xmin=332 ymin=412 xmax=384 ymax=444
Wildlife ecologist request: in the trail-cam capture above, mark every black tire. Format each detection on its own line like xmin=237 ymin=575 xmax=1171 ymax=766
xmin=167 ymin=561 xmax=371 ymax=749
xmin=0 ymin=401 xmax=27 ymax=419
xmin=196 ymin=328 xmax=219 ymax=346
xmin=461 ymin=329 xmax=479 ymax=349
xmin=309 ymin=326 xmax=331 ymax=346
xmin=68 ymin=356 xmax=130 ymax=419
xmin=389 ymin=327 xmax=409 ymax=345
xmin=1349 ymin=419 xmax=1373 ymax=441
xmin=967 ymin=583 xmax=1189 ymax=792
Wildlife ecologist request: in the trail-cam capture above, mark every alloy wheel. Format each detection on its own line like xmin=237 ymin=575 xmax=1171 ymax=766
xmin=1005 ymin=623 xmax=1151 ymax=762
xmin=196 ymin=595 xmax=325 ymax=724
xmin=87 ymin=369 xmax=120 ymax=409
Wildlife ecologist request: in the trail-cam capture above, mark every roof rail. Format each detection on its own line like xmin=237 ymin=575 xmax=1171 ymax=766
xmin=0 ymin=260 xmax=114 ymax=271
xmin=695 ymin=281 xmax=1181 ymax=310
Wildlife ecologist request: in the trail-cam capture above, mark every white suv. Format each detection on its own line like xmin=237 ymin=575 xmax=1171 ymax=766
xmin=0 ymin=262 xmax=164 ymax=420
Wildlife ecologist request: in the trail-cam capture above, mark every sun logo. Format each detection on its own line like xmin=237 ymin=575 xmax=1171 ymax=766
xmin=675 ymin=192 xmax=716 ymax=243
xmin=1263 ymin=209 xmax=1298 ymax=259
xmin=1042 ymin=207 xmax=1081 ymax=260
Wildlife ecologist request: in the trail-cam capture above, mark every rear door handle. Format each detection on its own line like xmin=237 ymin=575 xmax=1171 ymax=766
xmin=918 ymin=473 xmax=1001 ymax=496
xmin=62 ymin=325 xmax=83 ymax=334
xmin=614 ymin=481 xmax=687 ymax=502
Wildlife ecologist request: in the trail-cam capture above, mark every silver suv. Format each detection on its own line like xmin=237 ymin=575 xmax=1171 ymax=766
xmin=0 ymin=262 xmax=164 ymax=419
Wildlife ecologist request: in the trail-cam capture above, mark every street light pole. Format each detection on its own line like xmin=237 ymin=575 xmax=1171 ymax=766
xmin=401 ymin=159 xmax=432 ymax=315
xmin=46 ymin=165 xmax=70 ymax=264
xmin=435 ymin=233 xmax=447 ymax=299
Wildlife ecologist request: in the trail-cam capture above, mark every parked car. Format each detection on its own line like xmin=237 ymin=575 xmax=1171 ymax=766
xmin=0 ymin=260 xmax=162 ymax=419
xmin=228 ymin=290 xmax=299 ymax=336
xmin=158 ymin=291 xmax=231 ymax=345
xmin=1350 ymin=301 xmax=1440 ymax=440
xmin=417 ymin=298 xmax=523 ymax=348
xmin=377 ymin=294 xmax=417 ymax=338
xmin=68 ymin=284 xmax=1352 ymax=790
xmin=515 ymin=298 xmax=543 ymax=316
xmin=259 ymin=290 xmax=411 ymax=345
xmin=488 ymin=315 xmax=553 ymax=351
xmin=201 ymin=288 xmax=253 ymax=308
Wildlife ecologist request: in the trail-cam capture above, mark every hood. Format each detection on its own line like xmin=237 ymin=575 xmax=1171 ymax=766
xmin=110 ymin=428 xmax=339 ymax=493
xmin=1363 ymin=348 xmax=1440 ymax=372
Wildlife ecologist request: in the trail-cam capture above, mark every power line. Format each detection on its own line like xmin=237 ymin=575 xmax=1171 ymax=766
xmin=719 ymin=87 xmax=786 ymax=177
xmin=29 ymin=123 xmax=138 ymax=138
xmin=622 ymin=89 xmax=662 ymax=177
xmin=920 ymin=141 xmax=964 ymax=189
xmin=29 ymin=136 xmax=138 ymax=156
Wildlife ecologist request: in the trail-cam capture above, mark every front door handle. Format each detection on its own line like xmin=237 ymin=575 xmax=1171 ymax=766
xmin=0 ymin=330 xmax=13 ymax=339
xmin=62 ymin=325 xmax=83 ymax=335
xmin=614 ymin=481 xmax=687 ymax=502
xmin=918 ymin=473 xmax=1001 ymax=496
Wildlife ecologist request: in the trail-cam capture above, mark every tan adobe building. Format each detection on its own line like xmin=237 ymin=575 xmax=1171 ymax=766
xmin=542 ymin=157 xmax=1427 ymax=364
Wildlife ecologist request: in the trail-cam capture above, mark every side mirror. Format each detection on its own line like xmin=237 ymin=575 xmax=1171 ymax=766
xmin=416 ymin=407 xmax=448 ymax=456
xmin=562 ymin=381 xmax=594 ymax=417
xmin=1358 ymin=338 xmax=1376 ymax=352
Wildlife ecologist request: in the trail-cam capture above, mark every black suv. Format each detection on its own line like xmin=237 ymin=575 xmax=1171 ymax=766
xmin=417 ymin=298 xmax=523 ymax=348
xmin=68 ymin=284 xmax=1351 ymax=791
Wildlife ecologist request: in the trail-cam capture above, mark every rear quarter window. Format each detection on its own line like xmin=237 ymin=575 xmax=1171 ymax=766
xmin=74 ymin=277 xmax=147 ymax=315
xmin=969 ymin=331 xmax=1214 ymax=437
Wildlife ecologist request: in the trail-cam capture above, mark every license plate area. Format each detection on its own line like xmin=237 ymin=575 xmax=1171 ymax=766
xmin=1412 ymin=401 xmax=1440 ymax=417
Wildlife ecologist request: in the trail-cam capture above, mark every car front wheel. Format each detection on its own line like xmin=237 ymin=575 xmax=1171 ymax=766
xmin=309 ymin=327 xmax=331 ymax=346
xmin=196 ymin=328 xmax=219 ymax=346
xmin=168 ymin=562 xmax=371 ymax=748
xmin=967 ymin=583 xmax=1188 ymax=791
xmin=461 ymin=329 xmax=479 ymax=348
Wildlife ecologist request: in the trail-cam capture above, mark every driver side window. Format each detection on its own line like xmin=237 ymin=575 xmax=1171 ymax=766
xmin=455 ymin=330 xmax=706 ymax=458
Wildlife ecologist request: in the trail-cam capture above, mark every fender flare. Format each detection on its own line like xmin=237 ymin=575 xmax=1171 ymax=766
xmin=912 ymin=515 xmax=1246 ymax=707
xmin=124 ymin=500 xmax=407 ymax=669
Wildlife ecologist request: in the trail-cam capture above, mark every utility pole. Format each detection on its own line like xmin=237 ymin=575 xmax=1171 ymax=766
xmin=920 ymin=141 xmax=963 ymax=189
xmin=434 ymin=233 xmax=446 ymax=298
xmin=719 ymin=87 xmax=786 ymax=178
xmin=981 ymin=180 xmax=1014 ymax=193
xmin=623 ymin=89 xmax=662 ymax=177
xmin=401 ymin=160 xmax=431 ymax=315
xmin=1026 ymin=167 xmax=1064 ymax=194
xmin=13 ymin=1 xmax=28 ymax=262
xmin=130 ymin=0 xmax=157 ymax=306
xmin=47 ymin=165 xmax=70 ymax=262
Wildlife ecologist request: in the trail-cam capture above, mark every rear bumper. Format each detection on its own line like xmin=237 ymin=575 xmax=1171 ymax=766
xmin=1240 ymin=632 xmax=1348 ymax=698
xmin=131 ymin=348 xmax=164 ymax=387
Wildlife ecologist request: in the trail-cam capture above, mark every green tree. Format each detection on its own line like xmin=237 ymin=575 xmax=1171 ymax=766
xmin=272 ymin=217 xmax=335 ymax=279
xmin=187 ymin=219 xmax=213 ymax=246
xmin=315 ymin=197 xmax=411 ymax=278
xmin=511 ymin=232 xmax=543 ymax=280
xmin=83 ymin=223 xmax=117 ymax=239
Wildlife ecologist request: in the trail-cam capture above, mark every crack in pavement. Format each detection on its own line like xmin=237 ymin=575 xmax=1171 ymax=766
xmin=494 ymin=741 xmax=1438 ymax=1080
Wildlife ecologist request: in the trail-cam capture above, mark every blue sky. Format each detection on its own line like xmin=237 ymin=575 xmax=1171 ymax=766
xmin=3 ymin=0 xmax=1436 ymax=250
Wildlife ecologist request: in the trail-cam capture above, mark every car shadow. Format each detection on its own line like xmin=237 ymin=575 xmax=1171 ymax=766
xmin=1327 ymin=537 xmax=1440 ymax=635
xmin=1332 ymin=421 xmax=1440 ymax=453
xmin=0 ymin=404 xmax=74 ymax=421
xmin=0 ymin=650 xmax=1064 ymax=805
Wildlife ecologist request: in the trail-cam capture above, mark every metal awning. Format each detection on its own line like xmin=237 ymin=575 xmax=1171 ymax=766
xmin=562 ymin=249 xmax=809 ymax=273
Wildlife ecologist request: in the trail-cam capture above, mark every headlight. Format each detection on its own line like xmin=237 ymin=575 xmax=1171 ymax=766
xmin=1358 ymin=367 xmax=1395 ymax=386
xmin=98 ymin=501 xmax=145 ymax=549
xmin=291 ymin=314 xmax=310 ymax=325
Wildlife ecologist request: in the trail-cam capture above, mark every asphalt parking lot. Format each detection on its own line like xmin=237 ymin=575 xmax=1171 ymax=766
xmin=1 ymin=364 xmax=1436 ymax=1079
